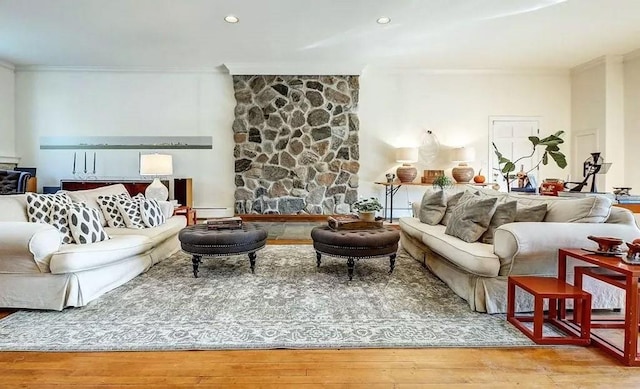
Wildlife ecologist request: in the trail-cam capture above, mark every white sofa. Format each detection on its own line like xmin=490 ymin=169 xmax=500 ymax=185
xmin=0 ymin=184 xmax=187 ymax=310
xmin=400 ymin=187 xmax=640 ymax=313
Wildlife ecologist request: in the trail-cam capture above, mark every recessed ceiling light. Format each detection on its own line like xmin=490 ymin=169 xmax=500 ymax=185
xmin=377 ymin=17 xmax=391 ymax=24
xmin=224 ymin=15 xmax=239 ymax=23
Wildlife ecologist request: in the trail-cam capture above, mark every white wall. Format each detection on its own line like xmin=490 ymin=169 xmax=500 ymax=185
xmin=14 ymin=68 xmax=572 ymax=218
xmin=624 ymin=53 xmax=640 ymax=192
xmin=0 ymin=64 xmax=15 ymax=160
xmin=15 ymin=70 xmax=236 ymax=214
xmin=358 ymin=69 xmax=572 ymax=216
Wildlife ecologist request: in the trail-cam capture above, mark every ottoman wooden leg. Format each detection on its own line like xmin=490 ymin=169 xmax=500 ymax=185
xmin=248 ymin=252 xmax=257 ymax=273
xmin=389 ymin=253 xmax=396 ymax=274
xmin=316 ymin=252 xmax=322 ymax=267
xmin=192 ymin=255 xmax=202 ymax=278
xmin=347 ymin=257 xmax=355 ymax=281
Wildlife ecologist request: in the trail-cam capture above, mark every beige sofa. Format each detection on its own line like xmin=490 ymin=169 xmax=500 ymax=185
xmin=0 ymin=184 xmax=187 ymax=310
xmin=400 ymin=187 xmax=640 ymax=313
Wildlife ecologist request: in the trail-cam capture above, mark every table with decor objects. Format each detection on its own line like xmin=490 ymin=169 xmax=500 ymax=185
xmin=311 ymin=225 xmax=400 ymax=280
xmin=556 ymin=248 xmax=640 ymax=366
xmin=173 ymin=205 xmax=196 ymax=226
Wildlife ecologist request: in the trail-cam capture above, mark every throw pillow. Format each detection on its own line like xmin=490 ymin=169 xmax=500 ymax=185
xmin=50 ymin=203 xmax=76 ymax=244
xmin=418 ymin=190 xmax=447 ymax=225
xmin=140 ymin=198 xmax=166 ymax=227
xmin=97 ymin=193 xmax=130 ymax=228
xmin=440 ymin=192 xmax=465 ymax=226
xmin=116 ymin=194 xmax=146 ymax=229
xmin=68 ymin=203 xmax=109 ymax=244
xmin=445 ymin=193 xmax=498 ymax=243
xmin=516 ymin=204 xmax=548 ymax=222
xmin=26 ymin=193 xmax=72 ymax=224
xmin=481 ymin=200 xmax=517 ymax=244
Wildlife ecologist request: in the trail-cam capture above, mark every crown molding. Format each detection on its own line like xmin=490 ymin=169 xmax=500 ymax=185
xmin=224 ymin=63 xmax=364 ymax=76
xmin=570 ymin=56 xmax=606 ymax=75
xmin=0 ymin=60 xmax=15 ymax=71
xmin=0 ymin=156 xmax=20 ymax=164
xmin=14 ymin=65 xmax=229 ymax=74
xmin=362 ymin=66 xmax=569 ymax=76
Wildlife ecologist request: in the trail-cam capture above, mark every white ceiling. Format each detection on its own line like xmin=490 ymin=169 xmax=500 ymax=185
xmin=1 ymin=0 xmax=640 ymax=71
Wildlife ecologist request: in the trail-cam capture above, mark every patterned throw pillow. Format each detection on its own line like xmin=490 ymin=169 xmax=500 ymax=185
xmin=116 ymin=194 xmax=146 ymax=229
xmin=68 ymin=203 xmax=109 ymax=244
xmin=50 ymin=203 xmax=76 ymax=244
xmin=140 ymin=198 xmax=166 ymax=227
xmin=97 ymin=193 xmax=131 ymax=228
xmin=418 ymin=190 xmax=447 ymax=225
xmin=480 ymin=200 xmax=517 ymax=244
xmin=445 ymin=192 xmax=498 ymax=243
xmin=26 ymin=193 xmax=72 ymax=224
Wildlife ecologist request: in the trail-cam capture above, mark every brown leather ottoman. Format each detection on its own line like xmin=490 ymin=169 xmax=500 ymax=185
xmin=179 ymin=223 xmax=267 ymax=277
xmin=311 ymin=226 xmax=400 ymax=280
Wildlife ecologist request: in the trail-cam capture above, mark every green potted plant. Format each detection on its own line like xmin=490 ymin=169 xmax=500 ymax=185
xmin=432 ymin=175 xmax=454 ymax=190
xmin=352 ymin=197 xmax=383 ymax=221
xmin=492 ymin=131 xmax=567 ymax=192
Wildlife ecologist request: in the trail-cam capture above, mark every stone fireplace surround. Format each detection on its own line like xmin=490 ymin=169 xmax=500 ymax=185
xmin=232 ymin=75 xmax=360 ymax=215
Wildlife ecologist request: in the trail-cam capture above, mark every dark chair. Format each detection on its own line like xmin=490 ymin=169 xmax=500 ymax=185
xmin=0 ymin=169 xmax=32 ymax=194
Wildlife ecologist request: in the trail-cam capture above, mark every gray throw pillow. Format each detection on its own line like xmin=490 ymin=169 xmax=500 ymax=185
xmin=516 ymin=203 xmax=548 ymax=222
xmin=419 ymin=190 xmax=447 ymax=225
xmin=481 ymin=200 xmax=517 ymax=244
xmin=440 ymin=192 xmax=465 ymax=226
xmin=445 ymin=194 xmax=498 ymax=243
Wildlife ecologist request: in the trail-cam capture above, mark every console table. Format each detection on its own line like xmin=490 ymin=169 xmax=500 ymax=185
xmin=374 ymin=181 xmax=498 ymax=222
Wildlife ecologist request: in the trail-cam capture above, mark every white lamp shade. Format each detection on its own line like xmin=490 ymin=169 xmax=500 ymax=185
xmin=395 ymin=147 xmax=419 ymax=163
xmin=451 ymin=147 xmax=475 ymax=162
xmin=140 ymin=154 xmax=173 ymax=176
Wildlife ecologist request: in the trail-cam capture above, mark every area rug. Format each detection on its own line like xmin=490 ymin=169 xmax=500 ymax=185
xmin=0 ymin=246 xmax=534 ymax=351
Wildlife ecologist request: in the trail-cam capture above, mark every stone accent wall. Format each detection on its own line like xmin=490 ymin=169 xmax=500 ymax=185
xmin=232 ymin=75 xmax=359 ymax=215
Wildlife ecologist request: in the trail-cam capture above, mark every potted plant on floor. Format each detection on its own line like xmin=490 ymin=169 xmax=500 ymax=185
xmin=352 ymin=197 xmax=383 ymax=222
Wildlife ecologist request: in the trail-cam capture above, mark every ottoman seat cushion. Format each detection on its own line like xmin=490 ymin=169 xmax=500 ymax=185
xmin=311 ymin=226 xmax=400 ymax=258
xmin=179 ymin=224 xmax=267 ymax=256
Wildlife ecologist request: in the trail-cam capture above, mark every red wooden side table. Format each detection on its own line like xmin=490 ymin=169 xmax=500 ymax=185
xmin=174 ymin=205 xmax=197 ymax=226
xmin=507 ymin=275 xmax=591 ymax=345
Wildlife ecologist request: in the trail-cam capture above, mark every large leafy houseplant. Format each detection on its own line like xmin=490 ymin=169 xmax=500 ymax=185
xmin=492 ymin=131 xmax=567 ymax=191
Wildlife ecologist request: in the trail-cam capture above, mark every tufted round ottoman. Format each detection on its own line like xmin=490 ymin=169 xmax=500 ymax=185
xmin=179 ymin=223 xmax=267 ymax=277
xmin=311 ymin=226 xmax=400 ymax=280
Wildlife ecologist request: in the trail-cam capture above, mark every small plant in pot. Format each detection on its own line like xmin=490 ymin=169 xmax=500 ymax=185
xmin=352 ymin=197 xmax=383 ymax=222
xmin=432 ymin=175 xmax=454 ymax=191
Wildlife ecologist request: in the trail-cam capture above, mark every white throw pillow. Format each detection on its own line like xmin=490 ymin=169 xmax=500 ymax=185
xmin=68 ymin=203 xmax=110 ymax=244
xmin=116 ymin=194 xmax=146 ymax=229
xmin=97 ymin=193 xmax=130 ymax=228
xmin=140 ymin=198 xmax=166 ymax=227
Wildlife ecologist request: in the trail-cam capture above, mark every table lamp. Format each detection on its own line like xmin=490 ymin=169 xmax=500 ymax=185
xmin=140 ymin=153 xmax=173 ymax=201
xmin=395 ymin=147 xmax=419 ymax=183
xmin=451 ymin=147 xmax=475 ymax=183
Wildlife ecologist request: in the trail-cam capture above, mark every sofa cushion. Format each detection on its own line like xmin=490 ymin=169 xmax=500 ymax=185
xmin=481 ymin=200 xmax=517 ymax=244
xmin=140 ymin=198 xmax=166 ymax=227
xmin=0 ymin=194 xmax=28 ymax=222
xmin=97 ymin=193 xmax=130 ymax=228
xmin=418 ymin=190 xmax=446 ymax=225
xmin=515 ymin=203 xmax=547 ymax=222
xmin=507 ymin=194 xmax=612 ymax=223
xmin=440 ymin=191 xmax=465 ymax=226
xmin=49 ymin=235 xmax=152 ymax=274
xmin=64 ymin=184 xmax=130 ymax=226
xmin=445 ymin=192 xmax=498 ymax=243
xmin=68 ymin=203 xmax=110 ymax=244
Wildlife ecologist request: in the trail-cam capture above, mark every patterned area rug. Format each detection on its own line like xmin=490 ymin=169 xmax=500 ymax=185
xmin=0 ymin=246 xmax=534 ymax=351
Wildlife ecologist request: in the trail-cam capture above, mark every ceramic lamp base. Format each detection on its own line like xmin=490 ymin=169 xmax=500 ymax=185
xmin=452 ymin=163 xmax=474 ymax=183
xmin=145 ymin=178 xmax=169 ymax=201
xmin=396 ymin=164 xmax=417 ymax=183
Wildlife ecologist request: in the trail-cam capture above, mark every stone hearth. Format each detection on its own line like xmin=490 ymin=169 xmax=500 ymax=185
xmin=232 ymin=75 xmax=359 ymax=215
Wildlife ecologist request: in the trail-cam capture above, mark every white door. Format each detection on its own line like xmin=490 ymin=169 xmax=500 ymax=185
xmin=489 ymin=116 xmax=540 ymax=192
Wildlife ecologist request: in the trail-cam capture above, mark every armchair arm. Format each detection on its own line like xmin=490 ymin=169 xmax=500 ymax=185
xmin=493 ymin=222 xmax=640 ymax=276
xmin=0 ymin=222 xmax=61 ymax=273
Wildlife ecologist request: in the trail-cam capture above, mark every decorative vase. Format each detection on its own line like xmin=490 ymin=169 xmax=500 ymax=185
xmin=396 ymin=164 xmax=417 ymax=183
xmin=452 ymin=163 xmax=474 ymax=183
xmin=358 ymin=211 xmax=375 ymax=222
